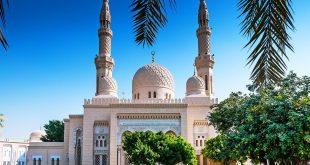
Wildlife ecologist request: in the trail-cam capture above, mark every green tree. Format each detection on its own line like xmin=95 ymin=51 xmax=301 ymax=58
xmin=123 ymin=131 xmax=197 ymax=165
xmin=202 ymin=135 xmax=231 ymax=165
xmin=130 ymin=0 xmax=295 ymax=87
xmin=206 ymin=72 xmax=310 ymax=164
xmin=41 ymin=120 xmax=64 ymax=142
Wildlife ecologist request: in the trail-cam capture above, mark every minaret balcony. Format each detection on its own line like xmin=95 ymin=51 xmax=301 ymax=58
xmin=95 ymin=55 xmax=115 ymax=69
xmin=195 ymin=55 xmax=214 ymax=69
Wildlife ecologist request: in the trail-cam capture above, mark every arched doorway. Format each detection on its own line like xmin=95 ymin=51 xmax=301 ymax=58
xmin=119 ymin=131 xmax=132 ymax=165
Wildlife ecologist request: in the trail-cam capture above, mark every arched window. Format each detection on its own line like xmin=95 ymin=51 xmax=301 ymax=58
xmin=210 ymin=76 xmax=213 ymax=94
xmin=195 ymin=140 xmax=198 ymax=147
xmin=96 ymin=140 xmax=98 ymax=147
xmin=153 ymin=92 xmax=156 ymax=98
xmin=96 ymin=76 xmax=99 ymax=94
xmin=51 ymin=158 xmax=55 ymax=165
xmin=134 ymin=94 xmax=136 ymax=100
xmin=200 ymin=140 xmax=203 ymax=147
xmin=100 ymin=140 xmax=103 ymax=147
xmin=148 ymin=92 xmax=151 ymax=98
xmin=33 ymin=159 xmax=36 ymax=165
xmin=75 ymin=129 xmax=82 ymax=165
xmin=38 ymin=158 xmax=41 ymax=165
xmin=76 ymin=138 xmax=82 ymax=165
xmin=165 ymin=93 xmax=168 ymax=99
xmin=137 ymin=93 xmax=140 ymax=99
xmin=205 ymin=75 xmax=209 ymax=90
xmin=56 ymin=158 xmax=60 ymax=165
xmin=104 ymin=140 xmax=107 ymax=147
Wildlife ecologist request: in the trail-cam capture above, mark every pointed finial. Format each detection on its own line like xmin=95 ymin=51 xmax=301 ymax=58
xmin=151 ymin=51 xmax=155 ymax=63
xmin=122 ymin=92 xmax=125 ymax=99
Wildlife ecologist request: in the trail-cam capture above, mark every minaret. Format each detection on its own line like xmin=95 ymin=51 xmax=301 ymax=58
xmin=94 ymin=0 xmax=118 ymax=97
xmin=195 ymin=0 xmax=215 ymax=97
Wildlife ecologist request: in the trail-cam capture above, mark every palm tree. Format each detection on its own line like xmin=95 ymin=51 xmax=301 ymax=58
xmin=0 ymin=0 xmax=295 ymax=87
xmin=130 ymin=0 xmax=295 ymax=87
xmin=0 ymin=0 xmax=9 ymax=50
xmin=0 ymin=114 xmax=4 ymax=128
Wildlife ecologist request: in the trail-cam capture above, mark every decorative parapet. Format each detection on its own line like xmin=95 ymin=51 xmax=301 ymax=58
xmin=117 ymin=113 xmax=181 ymax=119
xmin=94 ymin=121 xmax=109 ymax=126
xmin=84 ymin=97 xmax=218 ymax=106
xmin=193 ymin=120 xmax=208 ymax=125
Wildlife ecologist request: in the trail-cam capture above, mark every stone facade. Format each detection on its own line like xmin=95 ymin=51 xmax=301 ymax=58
xmin=0 ymin=140 xmax=28 ymax=165
xmin=24 ymin=0 xmax=219 ymax=164
xmin=27 ymin=142 xmax=64 ymax=165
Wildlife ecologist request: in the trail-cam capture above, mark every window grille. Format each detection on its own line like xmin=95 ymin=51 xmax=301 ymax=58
xmin=102 ymin=155 xmax=108 ymax=165
xmin=95 ymin=155 xmax=100 ymax=165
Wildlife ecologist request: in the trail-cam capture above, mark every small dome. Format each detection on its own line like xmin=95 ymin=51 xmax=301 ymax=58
xmin=186 ymin=75 xmax=206 ymax=96
xmin=97 ymin=76 xmax=118 ymax=97
xmin=132 ymin=63 xmax=174 ymax=100
xmin=29 ymin=130 xmax=46 ymax=142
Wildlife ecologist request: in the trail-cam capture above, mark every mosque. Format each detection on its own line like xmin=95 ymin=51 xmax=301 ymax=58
xmin=15 ymin=0 xmax=218 ymax=164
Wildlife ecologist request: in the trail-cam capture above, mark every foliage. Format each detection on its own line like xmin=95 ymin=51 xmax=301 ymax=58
xmin=122 ymin=131 xmax=197 ymax=165
xmin=130 ymin=0 xmax=296 ymax=88
xmin=202 ymin=135 xmax=231 ymax=164
xmin=206 ymin=72 xmax=310 ymax=163
xmin=0 ymin=0 xmax=8 ymax=50
xmin=209 ymin=92 xmax=248 ymax=134
xmin=239 ymin=0 xmax=295 ymax=87
xmin=41 ymin=120 xmax=64 ymax=142
xmin=130 ymin=0 xmax=176 ymax=47
xmin=0 ymin=113 xmax=4 ymax=127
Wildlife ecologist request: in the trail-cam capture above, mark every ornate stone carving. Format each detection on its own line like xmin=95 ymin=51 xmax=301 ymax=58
xmin=117 ymin=113 xmax=181 ymax=119
xmin=98 ymin=76 xmax=118 ymax=94
xmin=72 ymin=127 xmax=83 ymax=146
xmin=193 ymin=120 xmax=208 ymax=126
xmin=117 ymin=118 xmax=181 ymax=144
xmin=186 ymin=75 xmax=205 ymax=96
xmin=132 ymin=63 xmax=174 ymax=91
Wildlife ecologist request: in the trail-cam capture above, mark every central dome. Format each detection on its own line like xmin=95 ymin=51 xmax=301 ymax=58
xmin=132 ymin=63 xmax=174 ymax=100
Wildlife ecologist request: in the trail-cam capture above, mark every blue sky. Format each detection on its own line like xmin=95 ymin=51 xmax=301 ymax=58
xmin=0 ymin=0 xmax=309 ymax=139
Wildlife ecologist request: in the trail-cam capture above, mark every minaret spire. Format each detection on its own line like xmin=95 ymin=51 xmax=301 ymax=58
xmin=94 ymin=0 xmax=118 ymax=97
xmin=197 ymin=0 xmax=210 ymax=56
xmin=99 ymin=0 xmax=112 ymax=56
xmin=195 ymin=0 xmax=214 ymax=97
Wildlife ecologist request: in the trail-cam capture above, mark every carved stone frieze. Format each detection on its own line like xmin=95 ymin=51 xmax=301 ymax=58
xmin=116 ymin=118 xmax=181 ymax=144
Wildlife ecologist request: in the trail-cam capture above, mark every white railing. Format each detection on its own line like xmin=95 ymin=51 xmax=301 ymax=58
xmin=84 ymin=97 xmax=218 ymax=105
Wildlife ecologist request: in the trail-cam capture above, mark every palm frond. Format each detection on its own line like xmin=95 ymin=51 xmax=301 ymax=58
xmin=130 ymin=0 xmax=175 ymax=47
xmin=0 ymin=114 xmax=4 ymax=128
xmin=239 ymin=0 xmax=295 ymax=87
xmin=0 ymin=0 xmax=8 ymax=50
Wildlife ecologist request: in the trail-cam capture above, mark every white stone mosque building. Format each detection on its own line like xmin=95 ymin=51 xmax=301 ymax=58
xmin=8 ymin=0 xmax=218 ymax=164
